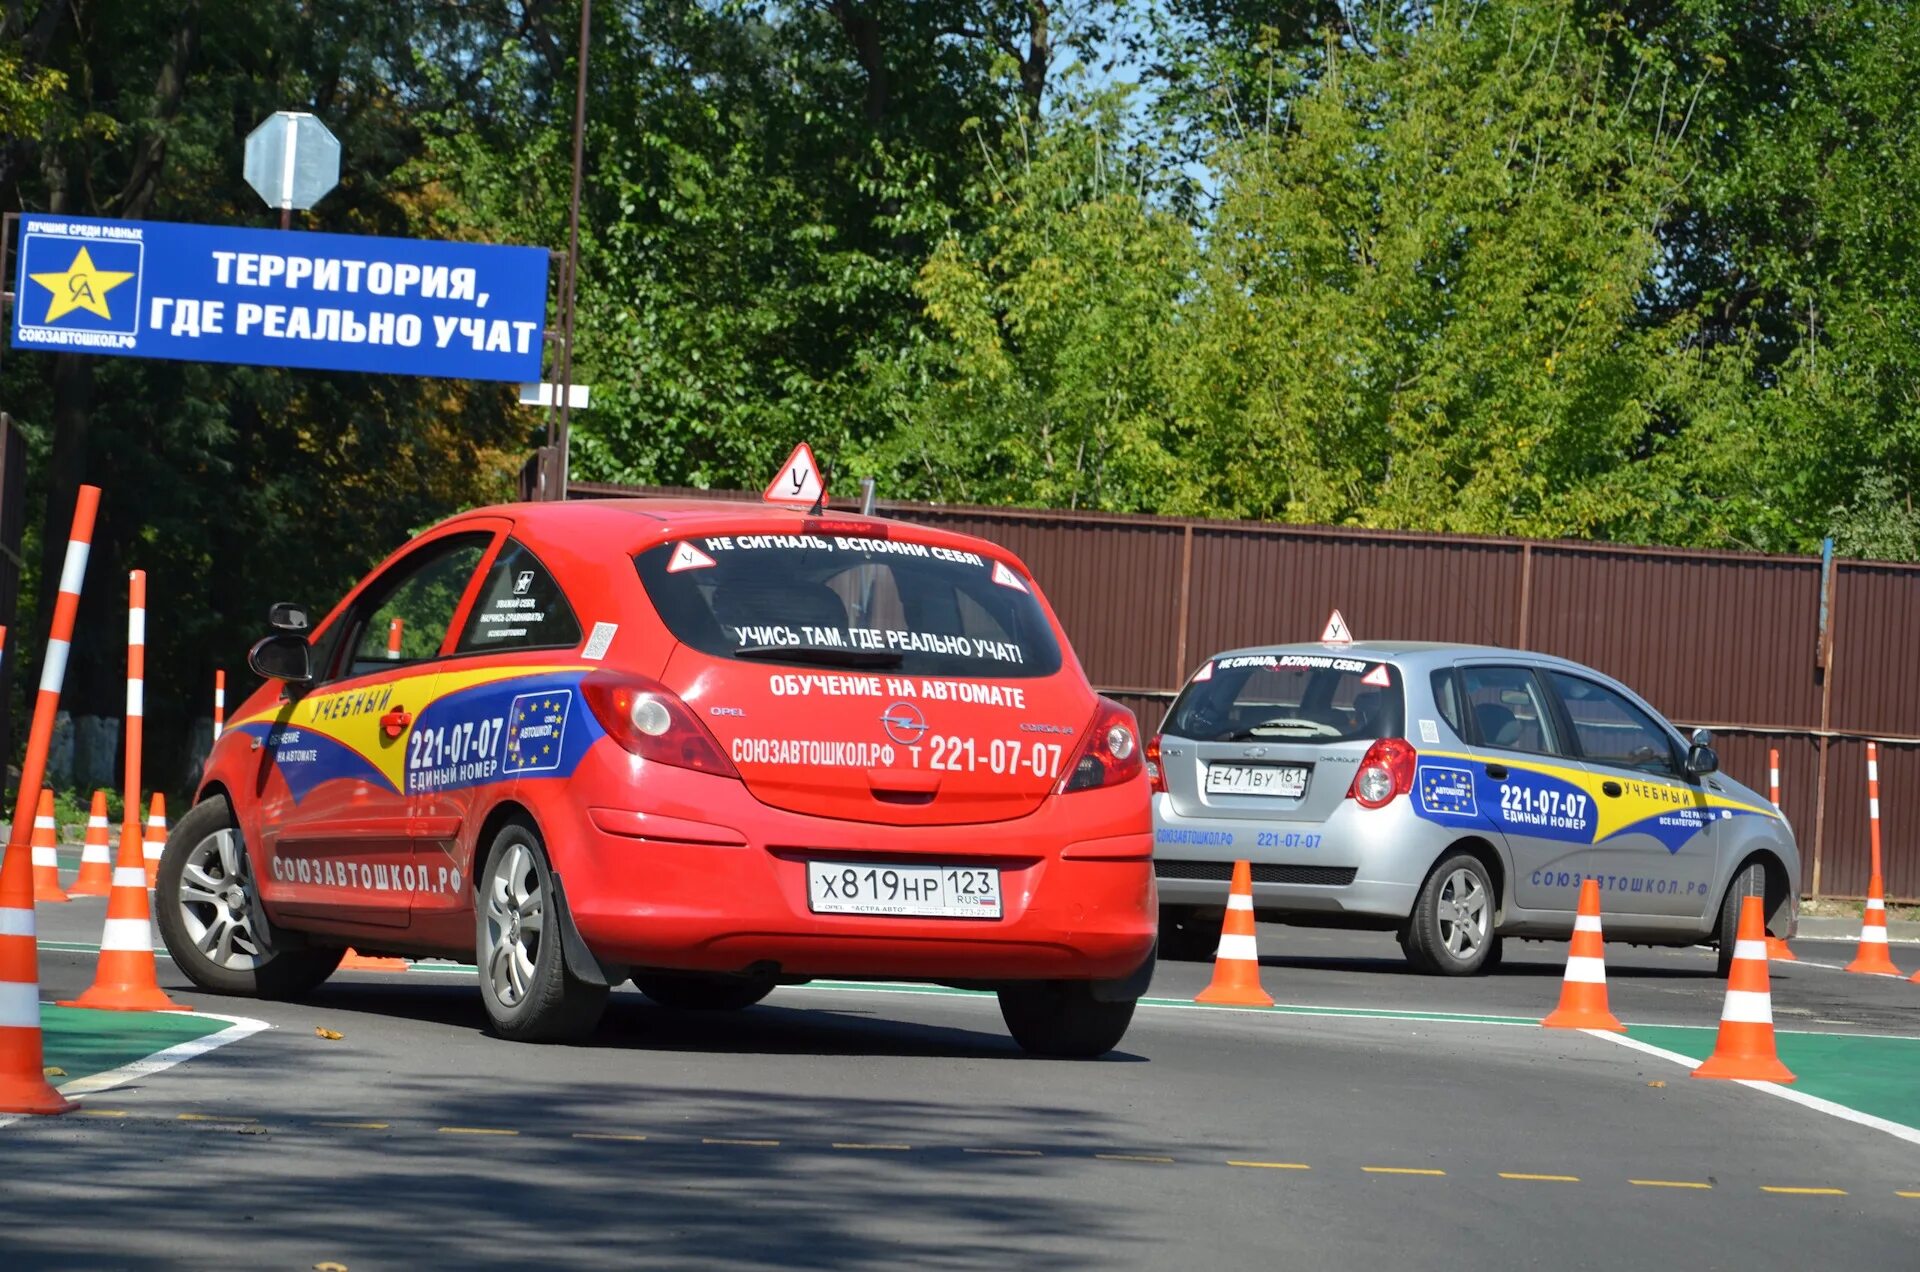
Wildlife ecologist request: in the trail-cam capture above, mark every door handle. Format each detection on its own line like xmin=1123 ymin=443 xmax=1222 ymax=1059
xmin=1601 ymin=781 xmax=1622 ymax=798
xmin=1485 ymin=764 xmax=1508 ymax=780
xmin=380 ymin=707 xmax=413 ymax=739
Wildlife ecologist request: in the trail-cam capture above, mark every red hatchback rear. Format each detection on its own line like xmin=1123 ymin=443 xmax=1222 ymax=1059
xmin=159 ymin=498 xmax=1156 ymax=1055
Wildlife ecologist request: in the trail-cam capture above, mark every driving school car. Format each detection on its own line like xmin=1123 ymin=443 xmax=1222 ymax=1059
xmin=157 ymin=491 xmax=1155 ymax=1055
xmin=1148 ymin=641 xmax=1798 ymax=975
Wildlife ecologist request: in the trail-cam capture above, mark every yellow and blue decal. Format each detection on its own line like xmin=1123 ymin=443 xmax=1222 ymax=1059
xmin=234 ymin=665 xmax=604 ymax=803
xmin=1412 ymin=752 xmax=1770 ymax=853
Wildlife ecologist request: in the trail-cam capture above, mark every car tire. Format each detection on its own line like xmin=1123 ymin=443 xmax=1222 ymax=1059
xmin=997 ymin=981 xmax=1136 ymax=1058
xmin=1156 ymin=906 xmax=1219 ymax=963
xmin=631 ymin=971 xmax=775 ymax=1011
xmin=1401 ymin=852 xmax=1498 ymax=976
xmin=1714 ymin=860 xmax=1767 ymax=979
xmin=156 ymin=796 xmax=343 ymax=1000
xmin=475 ymin=818 xmax=608 ymax=1043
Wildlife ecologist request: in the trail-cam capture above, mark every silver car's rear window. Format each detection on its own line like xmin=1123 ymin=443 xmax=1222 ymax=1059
xmin=1165 ymin=654 xmax=1404 ymax=743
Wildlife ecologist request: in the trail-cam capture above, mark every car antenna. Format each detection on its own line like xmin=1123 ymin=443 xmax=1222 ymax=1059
xmin=808 ymin=465 xmax=830 ymax=517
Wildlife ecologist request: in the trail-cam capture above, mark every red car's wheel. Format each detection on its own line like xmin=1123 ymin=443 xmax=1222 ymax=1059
xmin=475 ymin=818 xmax=607 ymax=1042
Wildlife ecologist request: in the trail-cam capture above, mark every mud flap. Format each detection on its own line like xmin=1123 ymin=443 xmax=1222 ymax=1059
xmin=547 ymin=871 xmax=614 ymax=988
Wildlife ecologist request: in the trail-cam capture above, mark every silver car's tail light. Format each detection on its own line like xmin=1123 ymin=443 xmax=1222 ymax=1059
xmin=1348 ymin=738 xmax=1416 ymax=808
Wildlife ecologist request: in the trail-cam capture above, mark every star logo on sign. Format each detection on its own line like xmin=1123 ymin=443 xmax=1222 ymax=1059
xmin=30 ymin=246 xmax=134 ymax=323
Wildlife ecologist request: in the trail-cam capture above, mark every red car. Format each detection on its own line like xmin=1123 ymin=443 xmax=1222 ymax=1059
xmin=158 ymin=496 xmax=1156 ymax=1054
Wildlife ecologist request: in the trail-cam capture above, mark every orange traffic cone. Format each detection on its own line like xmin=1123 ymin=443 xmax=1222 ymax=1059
xmin=1845 ymin=888 xmax=1902 ymax=976
xmin=30 ymin=789 xmax=68 ymax=904
xmin=1766 ymin=935 xmax=1797 ymax=962
xmin=69 ymin=791 xmax=113 ymax=897
xmin=1194 ymin=860 xmax=1273 ymax=1007
xmin=1542 ymin=879 xmax=1623 ymax=1031
xmin=59 ymin=811 xmax=187 ymax=1013
xmin=1692 ymin=896 xmax=1794 ymax=1083
xmin=141 ymin=793 xmax=167 ymax=889
xmin=339 ymin=948 xmax=407 ymax=972
xmin=0 ymin=814 xmax=75 ymax=1114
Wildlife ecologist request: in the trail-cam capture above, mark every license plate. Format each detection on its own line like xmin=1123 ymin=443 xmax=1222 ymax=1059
xmin=1206 ymin=763 xmax=1309 ymax=798
xmin=807 ymin=861 xmax=1002 ymax=919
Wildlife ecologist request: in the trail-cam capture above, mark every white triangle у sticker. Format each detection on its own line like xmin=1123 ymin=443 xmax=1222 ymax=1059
xmin=1191 ymin=661 xmax=1214 ymax=682
xmin=1361 ymin=663 xmax=1392 ymax=688
xmin=667 ymin=541 xmax=717 ymax=573
xmin=991 ymin=561 xmax=1029 ymax=592
xmin=1320 ymin=609 xmax=1352 ymax=644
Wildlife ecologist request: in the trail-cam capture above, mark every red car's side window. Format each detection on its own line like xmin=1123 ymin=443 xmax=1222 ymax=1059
xmin=326 ymin=534 xmax=492 ymax=681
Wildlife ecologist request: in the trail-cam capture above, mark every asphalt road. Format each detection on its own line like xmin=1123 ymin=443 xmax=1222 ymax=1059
xmin=6 ymin=899 xmax=1917 ymax=1271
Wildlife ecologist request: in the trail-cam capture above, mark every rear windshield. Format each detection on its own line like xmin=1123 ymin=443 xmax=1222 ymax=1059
xmin=1164 ymin=654 xmax=1404 ymax=743
xmin=635 ymin=531 xmax=1064 ymax=679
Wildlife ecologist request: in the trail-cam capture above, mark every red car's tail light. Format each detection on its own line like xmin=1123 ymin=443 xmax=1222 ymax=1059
xmin=582 ymin=673 xmax=739 ymax=779
xmin=1347 ymin=737 xmax=1417 ymax=808
xmin=1060 ymin=698 xmax=1146 ymax=794
xmin=1145 ymin=733 xmax=1167 ymax=794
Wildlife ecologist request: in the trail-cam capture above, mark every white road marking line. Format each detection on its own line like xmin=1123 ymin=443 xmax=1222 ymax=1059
xmin=0 ymin=1010 xmax=270 ymax=1131
xmin=1585 ymin=1030 xmax=1920 ymax=1149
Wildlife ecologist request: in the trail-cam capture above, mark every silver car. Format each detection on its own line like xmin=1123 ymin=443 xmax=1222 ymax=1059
xmin=1149 ymin=642 xmax=1799 ymax=975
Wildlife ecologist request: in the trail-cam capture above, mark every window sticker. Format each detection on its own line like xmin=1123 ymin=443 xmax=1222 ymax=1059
xmin=1419 ymin=718 xmax=1440 ymax=744
xmin=666 ymin=541 xmax=716 ymax=573
xmin=991 ymin=560 xmax=1029 ymax=593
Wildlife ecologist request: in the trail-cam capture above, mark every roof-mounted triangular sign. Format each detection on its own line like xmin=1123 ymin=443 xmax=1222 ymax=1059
xmin=666 ymin=541 xmax=716 ymax=573
xmin=1320 ymin=609 xmax=1352 ymax=645
xmin=763 ymin=441 xmax=825 ymax=507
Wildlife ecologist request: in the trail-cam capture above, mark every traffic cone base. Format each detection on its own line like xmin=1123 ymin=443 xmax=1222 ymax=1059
xmin=1194 ymin=862 xmax=1273 ymax=1008
xmin=60 ymin=859 xmax=188 ymax=1013
xmin=1765 ymin=935 xmax=1796 ymax=962
xmin=1692 ymin=900 xmax=1794 ymax=1083
xmin=340 ymin=948 xmax=408 ymax=973
xmin=1542 ymin=883 xmax=1623 ymax=1032
xmin=0 ymin=1030 xmax=76 ymax=1115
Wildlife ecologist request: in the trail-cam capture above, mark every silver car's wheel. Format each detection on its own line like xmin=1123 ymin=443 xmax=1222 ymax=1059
xmin=1436 ymin=867 xmax=1489 ymax=960
xmin=177 ymin=828 xmax=269 ymax=971
xmin=155 ymin=796 xmax=342 ymax=1000
xmin=474 ymin=819 xmax=607 ymax=1042
xmin=1402 ymin=851 xmax=1499 ymax=976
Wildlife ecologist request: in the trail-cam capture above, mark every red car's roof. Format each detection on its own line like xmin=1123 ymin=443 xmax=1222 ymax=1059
xmin=444 ymin=497 xmax=1017 ymax=560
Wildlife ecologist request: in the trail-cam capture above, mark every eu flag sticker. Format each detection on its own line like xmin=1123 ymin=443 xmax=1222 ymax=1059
xmin=503 ymin=690 xmax=571 ymax=775
xmin=17 ymin=232 xmax=144 ymax=337
xmin=1419 ymin=764 xmax=1478 ymax=817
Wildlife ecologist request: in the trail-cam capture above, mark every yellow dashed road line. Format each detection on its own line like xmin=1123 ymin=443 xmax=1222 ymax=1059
xmin=437 ymin=1126 xmax=518 ymax=1136
xmin=314 ymin=1121 xmax=389 ymax=1130
xmin=177 ymin=1113 xmax=257 ymax=1123
xmin=1630 ymin=1179 xmax=1713 ymax=1190
xmin=833 ymin=1142 xmax=911 ymax=1151
xmin=704 ymin=1137 xmax=779 ymax=1147
xmin=1500 ymin=1173 xmax=1580 ymax=1183
xmin=1363 ymin=1166 xmax=1446 ymax=1177
xmin=78 ymin=1108 xmax=127 ymax=1118
xmin=1761 ymin=1186 xmax=1848 ymax=1196
xmin=1897 ymin=1191 xmax=1920 ymax=1199
xmin=1228 ymin=1160 xmax=1310 ymax=1170
xmin=1094 ymin=1153 xmax=1174 ymax=1164
xmin=574 ymin=1132 xmax=649 ymax=1142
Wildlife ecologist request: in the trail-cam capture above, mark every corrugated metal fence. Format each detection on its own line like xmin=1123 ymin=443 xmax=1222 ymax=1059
xmin=573 ymin=482 xmax=1919 ymax=901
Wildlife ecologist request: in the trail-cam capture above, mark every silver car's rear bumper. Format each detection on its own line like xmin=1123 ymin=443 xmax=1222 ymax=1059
xmin=1151 ymin=793 xmax=1436 ymax=921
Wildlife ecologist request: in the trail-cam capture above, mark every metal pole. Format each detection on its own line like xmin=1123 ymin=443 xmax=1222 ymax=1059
xmin=553 ymin=0 xmax=592 ymax=501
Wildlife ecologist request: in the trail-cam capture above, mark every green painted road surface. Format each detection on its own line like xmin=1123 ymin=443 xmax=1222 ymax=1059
xmin=41 ymin=1006 xmax=229 ymax=1085
xmin=1629 ymin=1024 xmax=1920 ymax=1131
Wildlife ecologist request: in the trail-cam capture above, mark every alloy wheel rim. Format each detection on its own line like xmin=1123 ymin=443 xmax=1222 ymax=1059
xmin=483 ymin=841 xmax=544 ymax=1008
xmin=1437 ymin=868 xmax=1488 ymax=960
xmin=177 ymin=828 xmax=271 ymax=971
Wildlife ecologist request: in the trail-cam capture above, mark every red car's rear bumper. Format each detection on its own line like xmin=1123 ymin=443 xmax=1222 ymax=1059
xmin=544 ymin=761 xmax=1156 ymax=984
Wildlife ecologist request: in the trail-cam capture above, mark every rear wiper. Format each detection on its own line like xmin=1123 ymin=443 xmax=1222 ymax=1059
xmin=733 ymin=645 xmax=904 ymax=670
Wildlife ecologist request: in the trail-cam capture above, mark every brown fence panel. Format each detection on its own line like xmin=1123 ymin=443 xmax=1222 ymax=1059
xmin=1524 ymin=548 xmax=1823 ymax=729
xmin=1816 ymin=738 xmax=1919 ymax=902
xmin=1184 ymin=528 xmax=1522 ymax=666
xmin=1827 ymin=562 xmax=1920 ymax=737
xmin=1707 ymin=732 xmax=1820 ymax=895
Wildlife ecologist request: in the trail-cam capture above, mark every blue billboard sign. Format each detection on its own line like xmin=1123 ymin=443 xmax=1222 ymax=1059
xmin=10 ymin=215 xmax=550 ymax=382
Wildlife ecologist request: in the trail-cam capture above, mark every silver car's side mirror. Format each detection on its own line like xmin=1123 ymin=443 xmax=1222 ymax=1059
xmin=1685 ymin=727 xmax=1719 ymax=777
